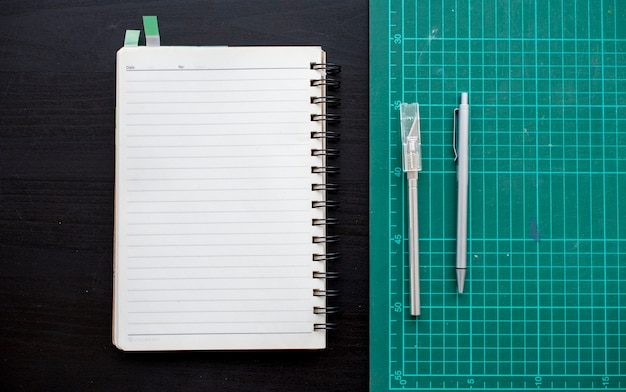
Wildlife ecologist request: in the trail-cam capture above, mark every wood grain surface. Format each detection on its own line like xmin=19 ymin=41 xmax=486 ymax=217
xmin=0 ymin=1 xmax=369 ymax=390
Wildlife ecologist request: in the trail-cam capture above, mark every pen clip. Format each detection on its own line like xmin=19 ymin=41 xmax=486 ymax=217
xmin=452 ymin=108 xmax=459 ymax=161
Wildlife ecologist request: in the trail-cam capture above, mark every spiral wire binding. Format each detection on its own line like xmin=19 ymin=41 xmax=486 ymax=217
xmin=314 ymin=323 xmax=337 ymax=331
xmin=310 ymin=62 xmax=341 ymax=74
xmin=311 ymin=113 xmax=341 ymax=122
xmin=310 ymin=61 xmax=341 ymax=333
xmin=313 ymin=252 xmax=340 ymax=262
xmin=313 ymin=306 xmax=339 ymax=315
xmin=311 ymin=96 xmax=341 ymax=105
xmin=313 ymin=289 xmax=339 ymax=297
xmin=312 ymin=200 xmax=339 ymax=209
xmin=312 ymin=217 xmax=338 ymax=225
xmin=313 ymin=271 xmax=340 ymax=279
xmin=311 ymin=166 xmax=339 ymax=175
xmin=311 ymin=130 xmax=340 ymax=140
xmin=311 ymin=148 xmax=339 ymax=157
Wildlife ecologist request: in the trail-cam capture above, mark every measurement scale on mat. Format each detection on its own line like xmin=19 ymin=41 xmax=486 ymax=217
xmin=371 ymin=0 xmax=625 ymax=391
xmin=387 ymin=0 xmax=413 ymax=388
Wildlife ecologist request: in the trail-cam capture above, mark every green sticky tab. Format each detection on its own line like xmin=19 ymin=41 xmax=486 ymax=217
xmin=123 ymin=30 xmax=140 ymax=46
xmin=142 ymin=15 xmax=160 ymax=46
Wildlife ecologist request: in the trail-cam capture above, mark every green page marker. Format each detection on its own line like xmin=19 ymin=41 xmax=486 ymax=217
xmin=142 ymin=16 xmax=160 ymax=46
xmin=123 ymin=30 xmax=140 ymax=47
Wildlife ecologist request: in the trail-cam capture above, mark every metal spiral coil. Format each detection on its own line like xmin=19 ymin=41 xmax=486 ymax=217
xmin=311 ymin=166 xmax=339 ymax=174
xmin=312 ymin=252 xmax=340 ymax=262
xmin=311 ymin=148 xmax=339 ymax=157
xmin=312 ymin=183 xmax=338 ymax=192
xmin=312 ymin=217 xmax=338 ymax=226
xmin=313 ymin=271 xmax=340 ymax=279
xmin=312 ymin=235 xmax=339 ymax=244
xmin=313 ymin=306 xmax=339 ymax=315
xmin=310 ymin=130 xmax=340 ymax=140
xmin=311 ymin=113 xmax=341 ymax=122
xmin=310 ymin=62 xmax=341 ymax=74
xmin=310 ymin=61 xmax=341 ymax=330
xmin=312 ymin=200 xmax=338 ymax=209
xmin=310 ymin=78 xmax=341 ymax=89
xmin=313 ymin=289 xmax=339 ymax=297
xmin=310 ymin=96 xmax=341 ymax=105
xmin=313 ymin=323 xmax=337 ymax=331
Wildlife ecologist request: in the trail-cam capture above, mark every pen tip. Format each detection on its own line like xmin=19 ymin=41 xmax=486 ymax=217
xmin=456 ymin=269 xmax=466 ymax=293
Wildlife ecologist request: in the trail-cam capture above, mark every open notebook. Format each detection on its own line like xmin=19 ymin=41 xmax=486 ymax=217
xmin=113 ymin=46 xmax=337 ymax=351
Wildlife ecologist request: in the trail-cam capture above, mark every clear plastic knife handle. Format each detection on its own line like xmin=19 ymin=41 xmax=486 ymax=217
xmin=400 ymin=103 xmax=422 ymax=173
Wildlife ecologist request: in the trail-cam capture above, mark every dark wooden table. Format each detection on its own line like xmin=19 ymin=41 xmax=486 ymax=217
xmin=0 ymin=1 xmax=369 ymax=390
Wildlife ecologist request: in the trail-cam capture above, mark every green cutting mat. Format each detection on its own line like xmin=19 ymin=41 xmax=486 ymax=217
xmin=370 ymin=1 xmax=626 ymax=390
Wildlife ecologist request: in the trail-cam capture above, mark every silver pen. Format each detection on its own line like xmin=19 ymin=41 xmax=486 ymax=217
xmin=453 ymin=93 xmax=469 ymax=293
xmin=400 ymin=103 xmax=422 ymax=316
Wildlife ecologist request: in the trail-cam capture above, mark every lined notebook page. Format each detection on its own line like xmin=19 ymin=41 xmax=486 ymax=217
xmin=114 ymin=47 xmax=327 ymax=351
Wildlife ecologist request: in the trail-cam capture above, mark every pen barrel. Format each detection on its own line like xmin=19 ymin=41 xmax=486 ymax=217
xmin=407 ymin=177 xmax=420 ymax=316
xmin=456 ymin=102 xmax=469 ymax=271
xmin=456 ymin=177 xmax=468 ymax=269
